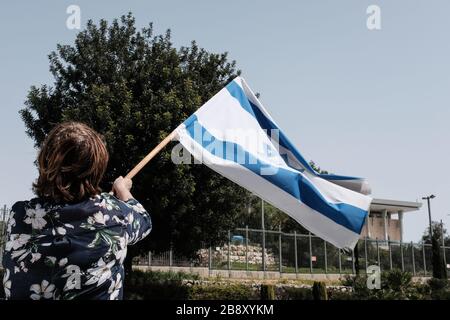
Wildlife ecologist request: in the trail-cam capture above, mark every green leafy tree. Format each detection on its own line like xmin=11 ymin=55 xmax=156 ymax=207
xmin=19 ymin=14 xmax=249 ymax=267
xmin=421 ymin=222 xmax=448 ymax=279
xmin=237 ymin=194 xmax=308 ymax=233
xmin=421 ymin=221 xmax=450 ymax=246
xmin=309 ymin=161 xmax=329 ymax=175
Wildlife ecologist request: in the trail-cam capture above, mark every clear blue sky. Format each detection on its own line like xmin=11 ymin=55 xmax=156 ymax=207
xmin=1 ymin=0 xmax=449 ymax=242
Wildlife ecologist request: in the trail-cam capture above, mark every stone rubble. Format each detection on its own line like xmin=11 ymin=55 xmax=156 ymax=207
xmin=197 ymin=244 xmax=277 ymax=266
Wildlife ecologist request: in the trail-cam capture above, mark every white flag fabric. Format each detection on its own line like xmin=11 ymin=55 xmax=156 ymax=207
xmin=174 ymin=77 xmax=372 ymax=249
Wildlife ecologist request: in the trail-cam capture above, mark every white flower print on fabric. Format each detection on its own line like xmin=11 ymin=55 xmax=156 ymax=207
xmin=24 ymin=205 xmax=47 ymax=230
xmin=7 ymin=233 xmax=46 ymax=266
xmin=5 ymin=234 xmax=31 ymax=252
xmin=114 ymin=236 xmax=127 ymax=264
xmin=127 ymin=211 xmax=142 ymax=244
xmin=82 ymin=212 xmax=111 ymax=231
xmin=3 ymin=194 xmax=151 ymax=299
xmin=30 ymin=252 xmax=42 ymax=263
xmin=112 ymin=215 xmax=126 ymax=225
xmin=85 ymin=258 xmax=115 ymax=287
xmin=95 ymin=196 xmax=120 ymax=211
xmin=19 ymin=261 xmax=29 ymax=273
xmin=7 ymin=216 xmax=16 ymax=234
xmin=130 ymin=203 xmax=146 ymax=214
xmin=126 ymin=212 xmax=134 ymax=224
xmin=108 ymin=273 xmax=122 ymax=300
xmin=59 ymin=258 xmax=68 ymax=267
xmin=11 ymin=249 xmax=29 ymax=261
xmin=93 ymin=211 xmax=110 ymax=225
xmin=141 ymin=228 xmax=151 ymax=239
xmin=3 ymin=269 xmax=11 ymax=299
xmin=45 ymin=256 xmax=57 ymax=267
xmin=30 ymin=280 xmax=55 ymax=300
xmin=52 ymin=226 xmax=67 ymax=236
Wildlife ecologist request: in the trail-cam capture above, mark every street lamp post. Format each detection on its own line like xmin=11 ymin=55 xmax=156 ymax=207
xmin=441 ymin=219 xmax=447 ymax=271
xmin=422 ymin=194 xmax=448 ymax=279
xmin=422 ymin=194 xmax=436 ymax=241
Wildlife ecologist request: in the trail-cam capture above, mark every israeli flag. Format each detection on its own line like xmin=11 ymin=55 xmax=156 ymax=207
xmin=175 ymin=77 xmax=372 ymax=249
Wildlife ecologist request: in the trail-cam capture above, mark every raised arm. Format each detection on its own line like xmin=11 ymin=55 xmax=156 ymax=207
xmin=112 ymin=176 xmax=152 ymax=245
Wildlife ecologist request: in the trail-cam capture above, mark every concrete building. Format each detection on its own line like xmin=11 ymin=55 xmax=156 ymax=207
xmin=360 ymin=198 xmax=422 ymax=242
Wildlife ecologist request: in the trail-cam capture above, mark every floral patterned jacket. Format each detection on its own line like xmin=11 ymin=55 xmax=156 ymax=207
xmin=2 ymin=193 xmax=151 ymax=300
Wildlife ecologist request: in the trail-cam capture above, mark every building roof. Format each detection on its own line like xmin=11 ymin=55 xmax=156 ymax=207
xmin=370 ymin=198 xmax=422 ymax=213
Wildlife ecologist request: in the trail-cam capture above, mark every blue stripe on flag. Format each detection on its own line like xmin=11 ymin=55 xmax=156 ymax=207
xmin=318 ymin=174 xmax=363 ymax=181
xmin=225 ymin=80 xmax=362 ymax=182
xmin=225 ymin=81 xmax=315 ymax=173
xmin=184 ymin=115 xmax=367 ymax=234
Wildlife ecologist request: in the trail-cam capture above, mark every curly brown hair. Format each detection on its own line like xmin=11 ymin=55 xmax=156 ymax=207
xmin=33 ymin=122 xmax=109 ymax=203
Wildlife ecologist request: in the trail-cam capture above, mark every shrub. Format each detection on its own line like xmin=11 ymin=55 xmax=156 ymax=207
xmin=428 ymin=278 xmax=450 ymax=300
xmin=124 ymin=270 xmax=258 ymax=300
xmin=189 ymin=283 xmax=258 ymax=300
xmin=341 ymin=274 xmax=375 ymax=300
xmin=342 ymin=270 xmax=432 ymax=300
xmin=260 ymin=284 xmax=275 ymax=300
xmin=382 ymin=269 xmax=412 ymax=291
xmin=282 ymin=287 xmax=313 ymax=300
xmin=312 ymin=281 xmax=328 ymax=300
xmin=327 ymin=290 xmax=353 ymax=300
xmin=130 ymin=269 xmax=201 ymax=281
xmin=123 ymin=270 xmax=191 ymax=300
xmin=428 ymin=278 xmax=448 ymax=291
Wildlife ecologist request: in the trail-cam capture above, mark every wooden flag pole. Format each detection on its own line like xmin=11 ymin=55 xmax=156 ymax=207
xmin=125 ymin=130 xmax=177 ymax=179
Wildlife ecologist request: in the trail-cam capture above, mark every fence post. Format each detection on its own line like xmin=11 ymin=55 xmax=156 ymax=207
xmin=169 ymin=247 xmax=173 ymax=267
xmin=228 ymin=230 xmax=231 ymax=276
xmin=278 ymin=225 xmax=282 ymax=275
xmin=351 ymin=249 xmax=355 ymax=275
xmin=261 ymin=200 xmax=266 ymax=274
xmin=338 ymin=249 xmax=342 ymax=277
xmin=294 ymin=231 xmax=298 ymax=277
xmin=442 ymin=221 xmax=447 ymax=271
xmin=400 ymin=241 xmax=404 ymax=271
xmin=388 ymin=239 xmax=392 ymax=270
xmin=208 ymin=246 xmax=212 ymax=275
xmin=422 ymin=244 xmax=427 ymax=276
xmin=376 ymin=238 xmax=380 ymax=270
xmin=411 ymin=242 xmax=416 ymax=276
xmin=324 ymin=240 xmax=328 ymax=274
xmin=148 ymin=251 xmax=152 ymax=266
xmin=245 ymin=226 xmax=249 ymax=272
xmin=364 ymin=237 xmax=368 ymax=272
xmin=443 ymin=244 xmax=447 ymax=273
xmin=309 ymin=232 xmax=313 ymax=274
